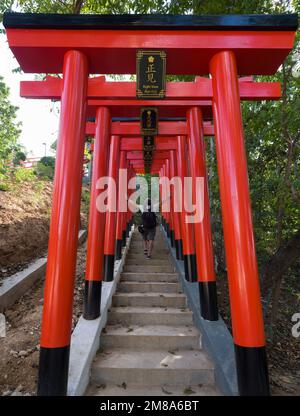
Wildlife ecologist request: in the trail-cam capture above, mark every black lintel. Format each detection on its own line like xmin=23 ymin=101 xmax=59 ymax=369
xmin=86 ymin=117 xmax=186 ymax=122
xmin=3 ymin=12 xmax=298 ymax=31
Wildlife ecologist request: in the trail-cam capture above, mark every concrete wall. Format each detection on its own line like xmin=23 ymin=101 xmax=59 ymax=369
xmin=162 ymin=227 xmax=238 ymax=396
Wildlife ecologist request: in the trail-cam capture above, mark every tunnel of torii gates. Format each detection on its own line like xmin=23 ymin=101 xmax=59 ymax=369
xmin=3 ymin=12 xmax=298 ymax=396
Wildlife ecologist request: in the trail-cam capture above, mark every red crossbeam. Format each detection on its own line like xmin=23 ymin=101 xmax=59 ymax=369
xmin=20 ymin=76 xmax=281 ymax=101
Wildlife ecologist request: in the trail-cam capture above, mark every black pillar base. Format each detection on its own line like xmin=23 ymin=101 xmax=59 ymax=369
xmin=177 ymin=239 xmax=184 ymax=261
xmin=122 ymin=230 xmax=127 ymax=247
xmin=234 ymin=345 xmax=270 ymax=396
xmin=126 ymin=223 xmax=130 ymax=238
xmin=170 ymin=230 xmax=175 ymax=247
xmin=174 ymin=239 xmax=180 ymax=259
xmin=166 ymin=223 xmax=171 ymax=238
xmin=83 ymin=280 xmax=102 ymax=320
xmin=103 ymin=254 xmax=115 ymax=282
xmin=183 ymin=254 xmax=197 ymax=282
xmin=198 ymin=281 xmax=218 ymax=321
xmin=115 ymin=239 xmax=122 ymax=260
xmin=37 ymin=346 xmax=70 ymax=396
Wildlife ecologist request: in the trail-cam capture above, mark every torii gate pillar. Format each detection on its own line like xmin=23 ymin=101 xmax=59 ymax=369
xmin=38 ymin=50 xmax=88 ymax=396
xmin=210 ymin=51 xmax=269 ymax=395
xmin=84 ymin=107 xmax=111 ymax=320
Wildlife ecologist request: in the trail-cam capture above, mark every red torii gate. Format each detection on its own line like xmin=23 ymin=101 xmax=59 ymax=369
xmin=4 ymin=12 xmax=297 ymax=397
xmin=85 ymin=118 xmax=216 ymax=291
xmin=20 ymin=78 xmax=281 ymax=318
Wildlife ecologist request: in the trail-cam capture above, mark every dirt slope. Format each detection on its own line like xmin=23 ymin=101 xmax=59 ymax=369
xmin=0 ymin=181 xmax=53 ymax=282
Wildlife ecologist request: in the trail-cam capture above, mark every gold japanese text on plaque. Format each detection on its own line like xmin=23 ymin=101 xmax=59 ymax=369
xmin=136 ymin=50 xmax=166 ymax=99
xmin=143 ymin=136 xmax=156 ymax=151
xmin=140 ymin=107 xmax=158 ymax=136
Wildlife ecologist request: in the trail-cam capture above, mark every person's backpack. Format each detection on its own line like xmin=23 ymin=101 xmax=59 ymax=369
xmin=142 ymin=212 xmax=157 ymax=228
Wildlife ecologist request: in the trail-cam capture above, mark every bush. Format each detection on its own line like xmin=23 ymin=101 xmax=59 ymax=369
xmin=13 ymin=150 xmax=26 ymax=166
xmin=14 ymin=167 xmax=36 ymax=182
xmin=0 ymin=182 xmax=10 ymax=191
xmin=35 ymin=162 xmax=55 ymax=179
xmin=39 ymin=156 xmax=55 ymax=167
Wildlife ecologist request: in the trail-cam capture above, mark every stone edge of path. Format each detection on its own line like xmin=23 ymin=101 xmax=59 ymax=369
xmin=161 ymin=226 xmax=239 ymax=396
xmin=67 ymin=226 xmax=134 ymax=396
xmin=0 ymin=230 xmax=87 ymax=313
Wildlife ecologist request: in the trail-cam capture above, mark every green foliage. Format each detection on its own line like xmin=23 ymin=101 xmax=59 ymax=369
xmin=35 ymin=161 xmax=54 ymax=179
xmin=14 ymin=167 xmax=35 ymax=182
xmin=1 ymin=0 xmax=276 ymax=16
xmin=0 ymin=183 xmax=10 ymax=191
xmin=0 ymin=0 xmax=14 ymax=19
xmin=39 ymin=156 xmax=55 ymax=167
xmin=81 ymin=186 xmax=90 ymax=205
xmin=13 ymin=149 xmax=26 ymax=166
xmin=0 ymin=76 xmax=21 ymax=175
xmin=50 ymin=140 xmax=57 ymax=151
xmin=34 ymin=156 xmax=56 ymax=179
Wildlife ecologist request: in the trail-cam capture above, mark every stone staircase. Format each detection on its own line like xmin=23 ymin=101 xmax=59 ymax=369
xmin=86 ymin=228 xmax=220 ymax=396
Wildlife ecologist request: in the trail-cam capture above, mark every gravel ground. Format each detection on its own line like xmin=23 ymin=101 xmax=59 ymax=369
xmin=217 ymin=274 xmax=300 ymax=395
xmin=0 ymin=241 xmax=87 ymax=396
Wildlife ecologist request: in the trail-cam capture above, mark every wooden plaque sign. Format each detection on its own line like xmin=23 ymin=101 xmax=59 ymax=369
xmin=143 ymin=136 xmax=156 ymax=151
xmin=136 ymin=50 xmax=166 ymax=99
xmin=144 ymin=151 xmax=153 ymax=161
xmin=140 ymin=107 xmax=158 ymax=136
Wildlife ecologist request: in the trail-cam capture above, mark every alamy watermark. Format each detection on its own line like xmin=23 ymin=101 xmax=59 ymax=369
xmin=94 ymin=170 xmax=205 ymax=223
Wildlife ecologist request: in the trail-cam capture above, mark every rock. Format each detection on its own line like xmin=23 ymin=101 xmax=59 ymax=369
xmin=2 ymin=390 xmax=11 ymax=396
xmin=11 ymin=391 xmax=22 ymax=396
xmin=18 ymin=350 xmax=27 ymax=357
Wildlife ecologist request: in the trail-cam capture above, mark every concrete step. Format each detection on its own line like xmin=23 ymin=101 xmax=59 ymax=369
xmin=107 ymin=307 xmax=193 ymax=326
xmin=121 ymin=272 xmax=178 ymax=282
xmin=127 ymin=252 xmax=170 ymax=259
xmin=126 ymin=259 xmax=171 ymax=266
xmin=130 ymin=244 xmax=166 ymax=248
xmin=91 ymin=349 xmax=215 ymax=386
xmin=130 ymin=242 xmax=166 ymax=247
xmin=112 ymin=292 xmax=186 ymax=308
xmin=127 ymin=253 xmax=170 ymax=259
xmin=101 ymin=325 xmax=200 ymax=349
xmin=87 ymin=382 xmax=220 ymax=396
xmin=123 ymin=265 xmax=174 ymax=273
xmin=118 ymin=281 xmax=180 ymax=294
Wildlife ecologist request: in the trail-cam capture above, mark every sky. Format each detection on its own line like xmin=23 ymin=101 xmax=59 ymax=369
xmin=0 ymin=24 xmax=60 ymax=158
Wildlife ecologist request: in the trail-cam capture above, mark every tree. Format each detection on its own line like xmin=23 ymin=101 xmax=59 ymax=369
xmin=13 ymin=148 xmax=26 ymax=166
xmin=0 ymin=76 xmax=21 ymax=175
xmin=39 ymin=156 xmax=55 ymax=167
xmin=35 ymin=156 xmax=56 ymax=179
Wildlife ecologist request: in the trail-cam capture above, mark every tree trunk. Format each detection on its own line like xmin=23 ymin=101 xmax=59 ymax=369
xmin=262 ymin=228 xmax=300 ymax=296
xmin=73 ymin=0 xmax=84 ymax=14
xmin=264 ymin=62 xmax=296 ymax=329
